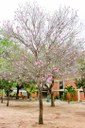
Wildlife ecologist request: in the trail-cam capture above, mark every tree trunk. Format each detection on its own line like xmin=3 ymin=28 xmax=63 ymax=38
xmin=16 ymin=84 xmax=22 ymax=99
xmin=50 ymin=77 xmax=55 ymax=107
xmin=67 ymin=93 xmax=70 ymax=104
xmin=6 ymin=92 xmax=10 ymax=106
xmin=16 ymin=87 xmax=19 ymax=99
xmin=1 ymin=97 xmax=3 ymax=103
xmin=51 ymin=90 xmax=55 ymax=107
xmin=1 ymin=89 xmax=4 ymax=103
xmin=38 ymin=88 xmax=43 ymax=124
xmin=68 ymin=100 xmax=70 ymax=104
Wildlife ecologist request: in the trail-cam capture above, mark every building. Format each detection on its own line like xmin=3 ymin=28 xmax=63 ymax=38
xmin=52 ymin=78 xmax=85 ymax=101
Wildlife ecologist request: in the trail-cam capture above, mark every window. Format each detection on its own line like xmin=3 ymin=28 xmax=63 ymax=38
xmin=59 ymin=81 xmax=63 ymax=89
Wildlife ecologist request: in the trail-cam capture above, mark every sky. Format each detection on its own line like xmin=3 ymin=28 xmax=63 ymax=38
xmin=0 ymin=0 xmax=85 ymax=21
xmin=0 ymin=0 xmax=85 ymax=35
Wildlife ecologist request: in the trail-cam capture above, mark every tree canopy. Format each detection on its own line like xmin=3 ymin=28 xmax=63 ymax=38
xmin=0 ymin=2 xmax=85 ymax=124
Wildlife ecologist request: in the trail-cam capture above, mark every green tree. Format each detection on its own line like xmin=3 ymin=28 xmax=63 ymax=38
xmin=75 ymin=78 xmax=85 ymax=97
xmin=0 ymin=38 xmax=29 ymax=104
xmin=64 ymin=85 xmax=76 ymax=103
xmin=0 ymin=38 xmax=21 ymax=79
xmin=23 ymin=81 xmax=37 ymax=99
xmin=0 ymin=79 xmax=5 ymax=103
xmin=0 ymin=79 xmax=16 ymax=106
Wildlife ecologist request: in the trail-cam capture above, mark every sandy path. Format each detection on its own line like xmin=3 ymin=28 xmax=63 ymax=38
xmin=0 ymin=100 xmax=85 ymax=128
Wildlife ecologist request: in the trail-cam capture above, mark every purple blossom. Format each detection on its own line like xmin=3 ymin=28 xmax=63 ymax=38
xmin=52 ymin=67 xmax=59 ymax=73
xmin=35 ymin=60 xmax=44 ymax=67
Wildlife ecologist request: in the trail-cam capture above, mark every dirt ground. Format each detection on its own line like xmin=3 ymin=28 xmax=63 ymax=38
xmin=0 ymin=99 xmax=85 ymax=128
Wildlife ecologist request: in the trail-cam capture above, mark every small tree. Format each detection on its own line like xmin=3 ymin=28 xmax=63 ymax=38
xmin=16 ymin=79 xmax=23 ymax=99
xmin=64 ymin=85 xmax=76 ymax=103
xmin=23 ymin=81 xmax=37 ymax=99
xmin=0 ymin=79 xmax=14 ymax=106
xmin=0 ymin=79 xmax=5 ymax=103
xmin=75 ymin=78 xmax=85 ymax=97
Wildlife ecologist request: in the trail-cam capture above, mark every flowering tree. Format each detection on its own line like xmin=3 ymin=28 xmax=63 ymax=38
xmin=0 ymin=38 xmax=34 ymax=101
xmin=1 ymin=2 xmax=84 ymax=124
xmin=0 ymin=38 xmax=26 ymax=105
xmin=78 ymin=51 xmax=85 ymax=76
